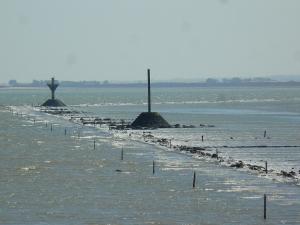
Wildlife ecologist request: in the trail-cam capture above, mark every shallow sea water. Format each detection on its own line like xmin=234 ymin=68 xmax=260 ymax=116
xmin=0 ymin=86 xmax=300 ymax=224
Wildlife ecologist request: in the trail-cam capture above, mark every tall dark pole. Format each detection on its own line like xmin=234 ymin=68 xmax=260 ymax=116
xmin=264 ymin=194 xmax=267 ymax=219
xmin=147 ymin=69 xmax=151 ymax=113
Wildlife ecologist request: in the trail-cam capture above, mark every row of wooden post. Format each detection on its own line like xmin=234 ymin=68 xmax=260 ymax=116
xmin=44 ymin=122 xmax=98 ymax=150
xmin=44 ymin=122 xmax=83 ymax=139
xmin=15 ymin=112 xmax=268 ymax=220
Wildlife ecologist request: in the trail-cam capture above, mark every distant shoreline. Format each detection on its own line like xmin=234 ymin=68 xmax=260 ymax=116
xmin=2 ymin=81 xmax=300 ymax=89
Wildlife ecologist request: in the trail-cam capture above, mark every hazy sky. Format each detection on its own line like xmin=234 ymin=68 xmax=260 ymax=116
xmin=0 ymin=0 xmax=300 ymax=83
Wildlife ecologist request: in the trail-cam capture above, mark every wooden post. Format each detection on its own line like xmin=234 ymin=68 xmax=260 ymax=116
xmin=265 ymin=161 xmax=268 ymax=174
xmin=50 ymin=124 xmax=53 ymax=132
xmin=264 ymin=130 xmax=267 ymax=138
xmin=147 ymin=69 xmax=151 ymax=113
xmin=45 ymin=122 xmax=48 ymax=128
xmin=64 ymin=128 xmax=67 ymax=136
xmin=264 ymin=194 xmax=267 ymax=219
xmin=94 ymin=139 xmax=96 ymax=150
xmin=193 ymin=171 xmax=196 ymax=188
xmin=121 ymin=148 xmax=124 ymax=160
xmin=153 ymin=160 xmax=155 ymax=174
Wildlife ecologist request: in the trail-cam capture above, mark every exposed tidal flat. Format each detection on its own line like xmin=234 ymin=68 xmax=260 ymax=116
xmin=1 ymin=87 xmax=300 ymax=224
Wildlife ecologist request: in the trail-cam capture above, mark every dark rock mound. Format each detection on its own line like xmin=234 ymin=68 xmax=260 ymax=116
xmin=280 ymin=170 xmax=296 ymax=178
xmin=41 ymin=99 xmax=66 ymax=107
xmin=247 ymin=164 xmax=264 ymax=171
xmin=131 ymin=112 xmax=171 ymax=129
xmin=230 ymin=161 xmax=244 ymax=168
xmin=211 ymin=153 xmax=218 ymax=158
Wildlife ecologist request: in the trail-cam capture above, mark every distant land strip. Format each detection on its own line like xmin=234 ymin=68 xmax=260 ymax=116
xmin=3 ymin=80 xmax=300 ymax=88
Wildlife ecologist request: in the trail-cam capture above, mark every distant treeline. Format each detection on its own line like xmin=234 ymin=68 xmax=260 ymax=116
xmin=7 ymin=77 xmax=300 ymax=88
